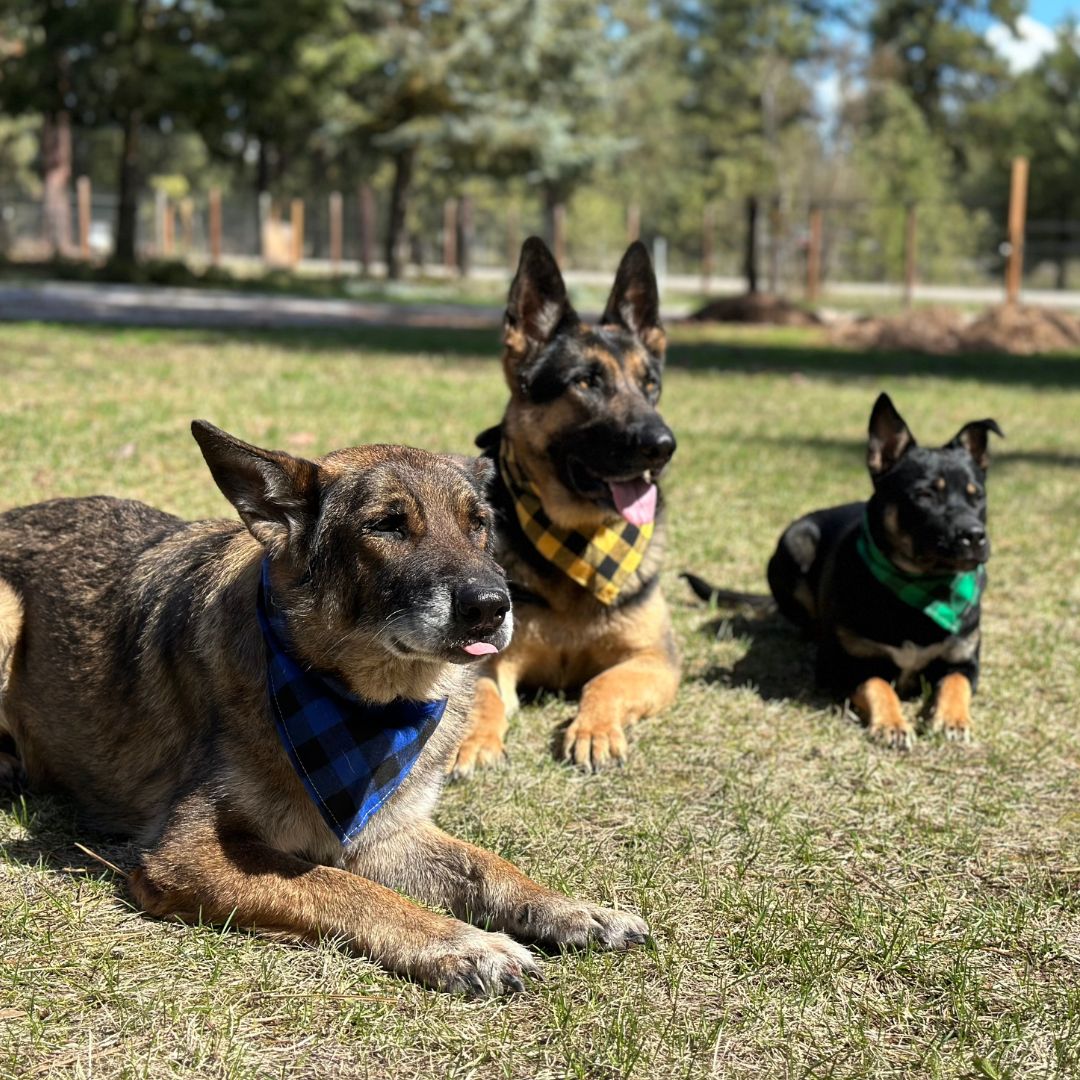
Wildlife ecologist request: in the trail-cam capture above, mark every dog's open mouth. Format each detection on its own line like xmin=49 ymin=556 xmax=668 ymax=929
xmin=567 ymin=460 xmax=659 ymax=526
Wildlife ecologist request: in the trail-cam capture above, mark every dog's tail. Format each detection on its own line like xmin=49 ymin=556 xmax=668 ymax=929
xmin=680 ymin=571 xmax=776 ymax=612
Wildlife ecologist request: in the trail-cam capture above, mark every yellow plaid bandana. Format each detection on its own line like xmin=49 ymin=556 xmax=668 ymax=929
xmin=498 ymin=440 xmax=654 ymax=606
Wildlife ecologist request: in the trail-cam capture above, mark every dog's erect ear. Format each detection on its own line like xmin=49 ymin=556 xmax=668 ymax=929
xmin=948 ymin=418 xmax=1004 ymax=471
xmin=503 ymin=237 xmax=577 ymax=365
xmin=191 ymin=421 xmax=319 ymax=551
xmin=601 ymin=241 xmax=666 ymax=359
xmin=867 ymin=393 xmax=917 ymax=478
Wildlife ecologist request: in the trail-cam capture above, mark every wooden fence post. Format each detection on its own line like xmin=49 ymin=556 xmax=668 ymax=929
xmin=806 ymin=206 xmax=823 ymax=302
xmin=290 ymin=198 xmax=304 ymax=266
xmin=359 ymin=184 xmax=375 ymax=274
xmin=208 ymin=188 xmax=222 ymax=265
xmin=701 ymin=202 xmax=715 ymax=292
xmin=506 ymin=205 xmax=520 ymax=269
xmin=552 ymin=203 xmax=566 ymax=265
xmin=1005 ymin=156 xmax=1029 ymax=305
xmin=76 ymin=175 xmax=91 ymax=258
xmin=162 ymin=201 xmax=175 ymax=257
xmin=627 ymin=203 xmax=640 ymax=244
xmin=903 ymin=203 xmax=918 ymax=309
xmin=457 ymin=195 xmax=473 ymax=278
xmin=329 ymin=191 xmax=343 ymax=271
xmin=443 ymin=197 xmax=458 ymax=271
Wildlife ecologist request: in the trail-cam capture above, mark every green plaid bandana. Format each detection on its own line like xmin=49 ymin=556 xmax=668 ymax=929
xmin=855 ymin=514 xmax=985 ymax=634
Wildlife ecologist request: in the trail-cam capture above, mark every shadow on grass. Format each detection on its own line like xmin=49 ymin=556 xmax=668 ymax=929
xmin=21 ymin=321 xmax=1080 ymax=390
xmin=687 ymin=605 xmax=827 ymax=706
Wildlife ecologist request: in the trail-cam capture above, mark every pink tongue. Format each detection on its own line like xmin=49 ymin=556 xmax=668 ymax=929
xmin=609 ymin=478 xmax=657 ymax=527
xmin=463 ymin=641 xmax=499 ymax=657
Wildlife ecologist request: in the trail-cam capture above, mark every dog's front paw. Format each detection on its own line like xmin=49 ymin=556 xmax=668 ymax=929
xmin=448 ymin=730 xmax=507 ymax=780
xmin=931 ymin=709 xmax=973 ymax=743
xmin=561 ymin=714 xmax=629 ymax=772
xmin=868 ymin=715 xmax=915 ymax=752
xmin=419 ymin=926 xmax=540 ymax=997
xmin=517 ymin=898 xmax=649 ymax=951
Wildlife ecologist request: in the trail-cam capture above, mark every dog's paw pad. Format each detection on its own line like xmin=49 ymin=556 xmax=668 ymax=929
xmin=448 ymin=734 xmax=507 ymax=781
xmin=561 ymin=718 xmax=628 ymax=773
xmin=425 ymin=929 xmax=540 ymax=997
xmin=525 ymin=901 xmax=650 ymax=952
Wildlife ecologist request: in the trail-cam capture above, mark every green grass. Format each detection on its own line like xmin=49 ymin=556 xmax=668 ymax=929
xmin=1 ymin=322 xmax=1079 ymax=1079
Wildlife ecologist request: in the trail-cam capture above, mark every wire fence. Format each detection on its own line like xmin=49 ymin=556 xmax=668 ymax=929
xmin=2 ymin=182 xmax=1079 ymax=295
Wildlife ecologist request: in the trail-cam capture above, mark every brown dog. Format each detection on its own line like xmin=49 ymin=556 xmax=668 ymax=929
xmin=451 ymin=239 xmax=681 ymax=776
xmin=0 ymin=422 xmax=648 ymax=994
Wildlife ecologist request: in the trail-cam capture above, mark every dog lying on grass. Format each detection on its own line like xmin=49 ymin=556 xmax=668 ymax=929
xmin=685 ymin=393 xmax=1002 ymax=749
xmin=451 ymin=238 xmax=680 ymax=776
xmin=0 ymin=422 xmax=648 ymax=995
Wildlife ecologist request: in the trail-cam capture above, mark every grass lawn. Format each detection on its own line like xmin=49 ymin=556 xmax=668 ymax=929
xmin=1 ymin=321 xmax=1078 ymax=1079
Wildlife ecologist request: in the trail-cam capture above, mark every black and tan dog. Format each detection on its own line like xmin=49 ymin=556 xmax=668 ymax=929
xmin=685 ymin=393 xmax=1002 ymax=749
xmin=451 ymin=238 xmax=680 ymax=776
xmin=0 ymin=422 xmax=648 ymax=994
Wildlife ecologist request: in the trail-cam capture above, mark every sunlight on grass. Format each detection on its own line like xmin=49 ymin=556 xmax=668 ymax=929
xmin=1 ymin=323 xmax=1079 ymax=1079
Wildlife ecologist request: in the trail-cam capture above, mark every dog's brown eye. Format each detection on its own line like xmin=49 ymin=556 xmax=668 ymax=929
xmin=368 ymin=514 xmax=408 ymax=539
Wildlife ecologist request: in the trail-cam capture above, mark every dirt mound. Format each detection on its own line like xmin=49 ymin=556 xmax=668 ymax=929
xmin=829 ymin=307 xmax=970 ymax=354
xmin=829 ymin=303 xmax=1080 ymax=355
xmin=962 ymin=304 xmax=1080 ymax=355
xmin=690 ymin=292 xmax=822 ymax=328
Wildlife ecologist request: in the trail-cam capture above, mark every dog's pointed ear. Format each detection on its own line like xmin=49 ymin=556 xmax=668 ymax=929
xmin=948 ymin=418 xmax=1004 ymax=471
xmin=867 ymin=393 xmax=917 ymax=479
xmin=601 ymin=241 xmax=666 ymax=359
xmin=503 ymin=237 xmax=577 ymax=366
xmin=191 ymin=421 xmax=319 ymax=551
xmin=442 ymin=452 xmax=495 ymax=490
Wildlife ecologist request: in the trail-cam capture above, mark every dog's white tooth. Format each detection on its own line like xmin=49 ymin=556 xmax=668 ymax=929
xmin=644 ymin=470 xmax=653 ymax=484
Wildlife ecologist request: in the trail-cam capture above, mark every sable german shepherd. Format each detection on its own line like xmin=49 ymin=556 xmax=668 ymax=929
xmin=0 ymin=423 xmax=648 ymax=995
xmin=451 ymin=238 xmax=680 ymax=776
xmin=685 ymin=394 xmax=1002 ymax=749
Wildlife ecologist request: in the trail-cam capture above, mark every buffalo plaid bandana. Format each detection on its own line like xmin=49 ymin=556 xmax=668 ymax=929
xmin=498 ymin=440 xmax=653 ymax=606
xmin=256 ymin=559 xmax=446 ymax=844
xmin=856 ymin=514 xmax=986 ymax=634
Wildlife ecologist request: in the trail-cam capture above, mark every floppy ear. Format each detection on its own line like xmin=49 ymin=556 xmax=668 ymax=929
xmin=191 ymin=420 xmax=319 ymax=551
xmin=601 ymin=241 xmax=666 ymax=359
xmin=867 ymin=393 xmax=917 ymax=479
xmin=503 ymin=237 xmax=577 ymax=368
xmin=948 ymin=418 xmax=1004 ymax=471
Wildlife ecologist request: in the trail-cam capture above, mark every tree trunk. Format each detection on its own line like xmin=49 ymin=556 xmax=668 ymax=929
xmin=255 ymin=138 xmax=271 ymax=248
xmin=743 ymin=194 xmax=759 ymax=295
xmin=114 ymin=110 xmax=142 ymax=264
xmin=385 ymin=147 xmax=415 ymax=280
xmin=42 ymin=110 xmax=72 ymax=257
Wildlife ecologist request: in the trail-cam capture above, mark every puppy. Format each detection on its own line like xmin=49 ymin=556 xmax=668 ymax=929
xmin=686 ymin=393 xmax=1002 ymax=748
xmin=0 ymin=422 xmax=648 ymax=994
xmin=451 ymin=238 xmax=680 ymax=775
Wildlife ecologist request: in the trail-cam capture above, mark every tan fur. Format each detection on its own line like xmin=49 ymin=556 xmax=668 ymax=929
xmin=930 ymin=672 xmax=973 ymax=742
xmin=851 ymin=677 xmax=913 ymax=751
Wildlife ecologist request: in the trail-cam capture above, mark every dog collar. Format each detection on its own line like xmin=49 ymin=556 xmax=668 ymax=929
xmin=498 ymin=439 xmax=654 ymax=606
xmin=256 ymin=559 xmax=446 ymax=844
xmin=855 ymin=515 xmax=985 ymax=634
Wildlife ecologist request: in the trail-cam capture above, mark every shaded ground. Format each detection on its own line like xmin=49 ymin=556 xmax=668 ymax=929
xmin=1 ymin=322 xmax=1078 ymax=1079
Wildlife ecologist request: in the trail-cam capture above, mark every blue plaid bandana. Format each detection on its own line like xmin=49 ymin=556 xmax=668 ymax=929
xmin=256 ymin=559 xmax=447 ymax=844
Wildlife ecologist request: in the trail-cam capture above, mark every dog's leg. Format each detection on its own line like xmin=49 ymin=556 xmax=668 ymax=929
xmin=450 ymin=657 xmax=520 ymax=778
xmin=354 ymin=822 xmax=648 ymax=950
xmin=130 ymin=816 xmax=539 ymax=996
xmin=929 ymin=672 xmax=973 ymax=743
xmin=851 ymin=676 xmax=913 ymax=751
xmin=562 ymin=648 xmax=679 ymax=772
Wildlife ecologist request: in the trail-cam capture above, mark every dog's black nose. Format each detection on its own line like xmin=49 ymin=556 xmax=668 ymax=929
xmin=638 ymin=426 xmax=677 ymax=468
xmin=454 ymin=584 xmax=510 ymax=634
xmin=958 ymin=526 xmax=987 ymax=549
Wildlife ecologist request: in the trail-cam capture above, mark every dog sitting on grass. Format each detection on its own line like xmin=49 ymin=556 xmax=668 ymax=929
xmin=685 ymin=393 xmax=1002 ymax=749
xmin=0 ymin=422 xmax=647 ymax=995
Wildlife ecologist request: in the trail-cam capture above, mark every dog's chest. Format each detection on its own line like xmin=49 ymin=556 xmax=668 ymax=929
xmin=837 ymin=625 xmax=978 ymax=689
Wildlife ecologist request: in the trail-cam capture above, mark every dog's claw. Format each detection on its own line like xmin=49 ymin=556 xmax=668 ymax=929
xmin=561 ymin=716 xmax=629 ymax=773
